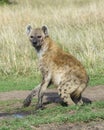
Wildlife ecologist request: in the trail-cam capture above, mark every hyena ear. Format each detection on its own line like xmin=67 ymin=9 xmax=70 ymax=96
xmin=26 ymin=24 xmax=32 ymax=35
xmin=42 ymin=25 xmax=49 ymax=37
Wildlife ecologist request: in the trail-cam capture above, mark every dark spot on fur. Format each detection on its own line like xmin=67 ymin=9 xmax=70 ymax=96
xmin=63 ymin=95 xmax=67 ymax=99
xmin=58 ymin=88 xmax=62 ymax=92
xmin=60 ymin=82 xmax=66 ymax=87
xmin=64 ymin=89 xmax=67 ymax=92
xmin=74 ymin=79 xmax=76 ymax=82
xmin=66 ymin=84 xmax=69 ymax=87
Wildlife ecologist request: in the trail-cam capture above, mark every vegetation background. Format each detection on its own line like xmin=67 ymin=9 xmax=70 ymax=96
xmin=0 ymin=0 xmax=104 ymax=78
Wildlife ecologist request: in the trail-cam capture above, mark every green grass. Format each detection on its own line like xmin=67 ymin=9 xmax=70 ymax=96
xmin=0 ymin=75 xmax=41 ymax=92
xmin=0 ymin=74 xmax=104 ymax=92
xmin=0 ymin=100 xmax=104 ymax=130
xmin=0 ymin=0 xmax=10 ymax=5
xmin=89 ymin=75 xmax=104 ymax=86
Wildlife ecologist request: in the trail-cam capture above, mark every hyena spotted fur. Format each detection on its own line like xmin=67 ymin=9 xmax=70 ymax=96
xmin=23 ymin=25 xmax=89 ymax=109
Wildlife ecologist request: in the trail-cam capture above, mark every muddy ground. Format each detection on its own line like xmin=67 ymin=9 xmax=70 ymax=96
xmin=0 ymin=85 xmax=104 ymax=130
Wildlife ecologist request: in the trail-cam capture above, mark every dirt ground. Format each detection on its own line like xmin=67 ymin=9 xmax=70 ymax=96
xmin=0 ymin=85 xmax=104 ymax=102
xmin=34 ymin=120 xmax=104 ymax=130
xmin=0 ymin=85 xmax=104 ymax=130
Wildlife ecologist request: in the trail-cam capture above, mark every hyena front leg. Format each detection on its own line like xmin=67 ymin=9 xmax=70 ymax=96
xmin=23 ymin=84 xmax=41 ymax=107
xmin=36 ymin=75 xmax=51 ymax=110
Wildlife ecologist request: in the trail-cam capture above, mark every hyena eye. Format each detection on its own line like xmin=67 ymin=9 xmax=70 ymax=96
xmin=30 ymin=36 xmax=34 ymax=38
xmin=37 ymin=35 xmax=42 ymax=38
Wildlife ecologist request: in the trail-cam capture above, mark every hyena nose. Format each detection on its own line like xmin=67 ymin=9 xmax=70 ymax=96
xmin=33 ymin=41 xmax=37 ymax=44
xmin=32 ymin=39 xmax=37 ymax=44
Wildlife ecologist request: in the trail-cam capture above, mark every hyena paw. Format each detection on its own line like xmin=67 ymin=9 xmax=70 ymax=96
xmin=23 ymin=95 xmax=32 ymax=107
xmin=35 ymin=104 xmax=45 ymax=110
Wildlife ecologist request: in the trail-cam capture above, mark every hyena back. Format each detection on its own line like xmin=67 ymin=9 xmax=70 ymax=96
xmin=23 ymin=25 xmax=89 ymax=109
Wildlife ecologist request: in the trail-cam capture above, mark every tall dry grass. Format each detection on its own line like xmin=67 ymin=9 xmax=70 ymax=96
xmin=0 ymin=0 xmax=104 ymax=76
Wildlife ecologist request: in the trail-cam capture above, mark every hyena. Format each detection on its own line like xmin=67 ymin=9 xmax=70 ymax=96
xmin=23 ymin=25 xmax=89 ymax=109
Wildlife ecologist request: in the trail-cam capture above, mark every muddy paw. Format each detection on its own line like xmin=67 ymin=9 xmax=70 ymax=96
xmin=35 ymin=104 xmax=45 ymax=110
xmin=23 ymin=95 xmax=32 ymax=107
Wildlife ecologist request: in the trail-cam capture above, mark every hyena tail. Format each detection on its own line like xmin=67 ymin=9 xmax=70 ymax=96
xmin=71 ymin=83 xmax=87 ymax=104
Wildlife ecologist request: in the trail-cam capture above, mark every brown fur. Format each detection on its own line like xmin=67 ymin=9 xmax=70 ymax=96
xmin=23 ymin=25 xmax=89 ymax=108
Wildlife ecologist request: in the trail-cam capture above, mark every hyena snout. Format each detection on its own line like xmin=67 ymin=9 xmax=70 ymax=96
xmin=30 ymin=36 xmax=43 ymax=47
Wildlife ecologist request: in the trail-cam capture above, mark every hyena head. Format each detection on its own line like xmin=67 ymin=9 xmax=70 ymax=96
xmin=26 ymin=25 xmax=49 ymax=50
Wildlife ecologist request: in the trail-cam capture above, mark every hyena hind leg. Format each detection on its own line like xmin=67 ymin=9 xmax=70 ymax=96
xmin=58 ymin=86 xmax=76 ymax=106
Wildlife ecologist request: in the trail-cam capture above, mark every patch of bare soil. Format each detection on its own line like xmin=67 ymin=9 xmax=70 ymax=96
xmin=0 ymin=85 xmax=104 ymax=101
xmin=0 ymin=90 xmax=30 ymax=101
xmin=33 ymin=120 xmax=104 ymax=130
xmin=83 ymin=85 xmax=104 ymax=101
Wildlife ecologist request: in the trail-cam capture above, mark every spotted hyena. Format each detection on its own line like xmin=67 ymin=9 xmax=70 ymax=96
xmin=23 ymin=25 xmax=89 ymax=109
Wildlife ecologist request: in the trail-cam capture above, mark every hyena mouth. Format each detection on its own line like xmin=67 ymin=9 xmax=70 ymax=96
xmin=32 ymin=41 xmax=38 ymax=47
xmin=32 ymin=42 xmax=42 ymax=50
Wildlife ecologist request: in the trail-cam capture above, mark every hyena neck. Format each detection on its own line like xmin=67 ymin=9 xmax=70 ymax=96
xmin=36 ymin=37 xmax=50 ymax=58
